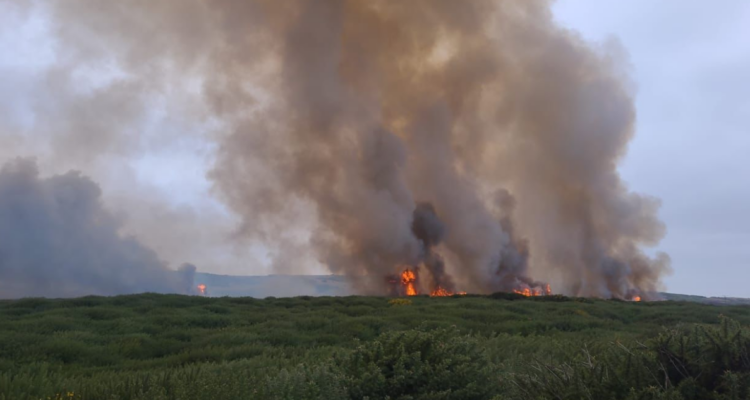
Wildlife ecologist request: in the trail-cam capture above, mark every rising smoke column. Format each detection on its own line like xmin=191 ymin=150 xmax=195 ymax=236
xmin=411 ymin=202 xmax=454 ymax=293
xmin=0 ymin=159 xmax=194 ymax=298
xmin=206 ymin=0 xmax=671 ymax=298
xmin=30 ymin=0 xmax=669 ymax=298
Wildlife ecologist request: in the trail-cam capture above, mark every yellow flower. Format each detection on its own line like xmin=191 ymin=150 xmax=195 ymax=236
xmin=388 ymin=298 xmax=412 ymax=306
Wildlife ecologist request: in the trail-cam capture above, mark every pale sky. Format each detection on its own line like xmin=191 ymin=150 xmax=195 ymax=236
xmin=1 ymin=1 xmax=748 ymax=297
xmin=553 ymin=1 xmax=750 ymax=297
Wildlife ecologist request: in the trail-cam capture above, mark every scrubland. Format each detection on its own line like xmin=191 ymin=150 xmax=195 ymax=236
xmin=2 ymin=293 xmax=750 ymax=399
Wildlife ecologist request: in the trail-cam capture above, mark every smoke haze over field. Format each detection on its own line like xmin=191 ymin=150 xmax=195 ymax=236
xmin=0 ymin=159 xmax=193 ymax=298
xmin=0 ymin=0 xmax=673 ymax=298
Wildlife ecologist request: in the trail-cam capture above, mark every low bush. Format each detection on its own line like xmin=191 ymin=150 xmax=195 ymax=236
xmin=1 ymin=294 xmax=749 ymax=399
xmin=489 ymin=292 xmax=528 ymax=301
xmin=388 ymin=298 xmax=412 ymax=306
xmin=508 ymin=316 xmax=750 ymax=399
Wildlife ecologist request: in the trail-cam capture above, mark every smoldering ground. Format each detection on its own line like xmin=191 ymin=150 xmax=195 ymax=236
xmin=1 ymin=0 xmax=671 ymax=299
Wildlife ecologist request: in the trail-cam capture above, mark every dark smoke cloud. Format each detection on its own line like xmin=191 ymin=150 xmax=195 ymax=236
xmin=0 ymin=0 xmax=263 ymax=279
xmin=0 ymin=159 xmax=193 ymax=298
xmin=492 ymin=189 xmax=534 ymax=291
xmin=411 ymin=202 xmax=454 ymax=293
xmin=5 ymin=0 xmax=670 ymax=298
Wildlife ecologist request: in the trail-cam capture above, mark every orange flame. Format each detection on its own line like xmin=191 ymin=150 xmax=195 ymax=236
xmin=401 ymin=269 xmax=418 ymax=296
xmin=429 ymin=287 xmax=468 ymax=297
xmin=633 ymin=296 xmax=642 ymax=302
xmin=397 ymin=268 xmax=467 ymax=297
xmin=429 ymin=286 xmax=466 ymax=297
xmin=513 ymin=284 xmax=552 ymax=297
xmin=197 ymin=284 xmax=207 ymax=296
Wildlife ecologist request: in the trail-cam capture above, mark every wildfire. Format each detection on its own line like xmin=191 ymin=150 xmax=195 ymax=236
xmin=429 ymin=286 xmax=467 ymax=297
xmin=197 ymin=284 xmax=207 ymax=296
xmin=633 ymin=296 xmax=642 ymax=302
xmin=513 ymin=284 xmax=552 ymax=297
xmin=401 ymin=269 xmax=418 ymax=296
xmin=396 ymin=268 xmax=467 ymax=297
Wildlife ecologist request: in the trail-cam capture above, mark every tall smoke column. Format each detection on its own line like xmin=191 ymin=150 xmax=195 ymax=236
xmin=493 ymin=189 xmax=534 ymax=291
xmin=36 ymin=0 xmax=670 ymax=298
xmin=411 ymin=202 xmax=454 ymax=293
xmin=178 ymin=263 xmax=199 ymax=295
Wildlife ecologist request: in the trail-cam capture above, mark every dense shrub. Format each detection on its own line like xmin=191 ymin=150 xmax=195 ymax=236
xmin=489 ymin=292 xmax=528 ymax=301
xmin=263 ymin=365 xmax=348 ymax=400
xmin=530 ymin=294 xmax=572 ymax=302
xmin=388 ymin=298 xmax=412 ymax=306
xmin=1 ymin=294 xmax=749 ymax=399
xmin=341 ymin=327 xmax=499 ymax=399
xmin=508 ymin=317 xmax=750 ymax=400
xmin=655 ymin=316 xmax=750 ymax=399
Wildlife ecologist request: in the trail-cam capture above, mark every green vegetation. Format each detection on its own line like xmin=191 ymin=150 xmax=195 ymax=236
xmin=1 ymin=294 xmax=750 ymax=399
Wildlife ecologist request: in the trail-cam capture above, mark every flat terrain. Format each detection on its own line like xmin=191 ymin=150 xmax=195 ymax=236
xmin=194 ymin=272 xmax=750 ymax=306
xmin=2 ymin=294 xmax=750 ymax=399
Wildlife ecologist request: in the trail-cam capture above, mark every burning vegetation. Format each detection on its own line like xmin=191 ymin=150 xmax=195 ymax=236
xmin=513 ymin=284 xmax=553 ymax=297
xmin=400 ymin=269 xmax=418 ymax=297
xmin=388 ymin=267 xmax=652 ymax=300
xmin=430 ymin=287 xmax=466 ymax=297
xmin=386 ymin=202 xmax=553 ymax=298
xmin=19 ymin=0 xmax=672 ymax=301
xmin=393 ymin=268 xmax=509 ymax=298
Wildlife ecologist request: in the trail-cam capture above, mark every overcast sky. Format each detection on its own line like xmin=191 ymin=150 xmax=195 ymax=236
xmin=554 ymin=1 xmax=750 ymax=297
xmin=0 ymin=1 xmax=748 ymax=297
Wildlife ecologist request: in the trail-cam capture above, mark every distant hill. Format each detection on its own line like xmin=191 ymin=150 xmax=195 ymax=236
xmin=193 ymin=273 xmax=352 ymax=298
xmin=659 ymin=292 xmax=750 ymax=306
xmin=193 ymin=273 xmax=750 ymax=304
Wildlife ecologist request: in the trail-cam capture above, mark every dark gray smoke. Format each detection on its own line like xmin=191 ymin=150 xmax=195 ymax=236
xmin=177 ymin=263 xmax=199 ymax=295
xmin=0 ymin=159 xmax=194 ymax=298
xmin=492 ymin=189 xmax=534 ymax=291
xmin=5 ymin=0 xmax=670 ymax=299
xmin=411 ymin=203 xmax=454 ymax=293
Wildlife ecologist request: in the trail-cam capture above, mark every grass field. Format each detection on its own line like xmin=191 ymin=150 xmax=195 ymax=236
xmin=2 ymin=294 xmax=750 ymax=399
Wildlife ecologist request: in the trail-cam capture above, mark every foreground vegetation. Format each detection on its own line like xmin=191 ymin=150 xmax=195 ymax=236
xmin=1 ymin=293 xmax=750 ymax=399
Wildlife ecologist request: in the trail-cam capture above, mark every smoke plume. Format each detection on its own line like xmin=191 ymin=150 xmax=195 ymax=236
xmin=0 ymin=159 xmax=194 ymax=298
xmin=411 ymin=202 xmax=454 ymax=293
xmin=5 ymin=0 xmax=670 ymax=298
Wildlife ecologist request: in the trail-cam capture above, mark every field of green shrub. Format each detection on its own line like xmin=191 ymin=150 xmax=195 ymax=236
xmin=2 ymin=293 xmax=750 ymax=400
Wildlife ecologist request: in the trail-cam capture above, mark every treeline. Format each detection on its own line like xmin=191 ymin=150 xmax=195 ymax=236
xmin=1 ymin=293 xmax=750 ymax=399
